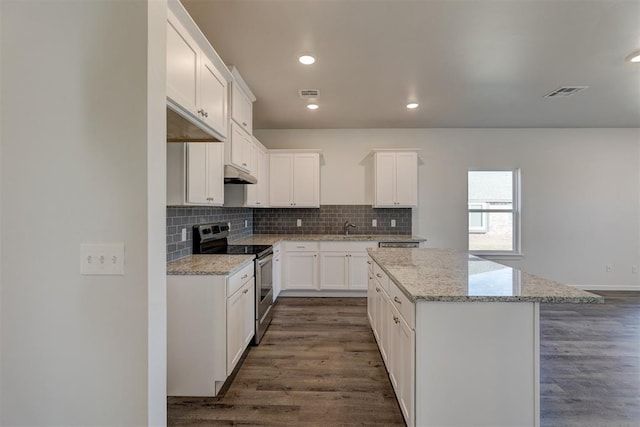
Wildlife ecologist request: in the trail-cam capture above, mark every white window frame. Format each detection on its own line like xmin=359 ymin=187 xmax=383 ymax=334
xmin=468 ymin=168 xmax=521 ymax=257
xmin=468 ymin=202 xmax=489 ymax=233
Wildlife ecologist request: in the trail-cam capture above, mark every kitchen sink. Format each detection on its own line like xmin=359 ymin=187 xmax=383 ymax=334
xmin=321 ymin=234 xmax=377 ymax=240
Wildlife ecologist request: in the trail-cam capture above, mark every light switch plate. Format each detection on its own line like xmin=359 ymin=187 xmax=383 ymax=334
xmin=81 ymin=243 xmax=125 ymax=275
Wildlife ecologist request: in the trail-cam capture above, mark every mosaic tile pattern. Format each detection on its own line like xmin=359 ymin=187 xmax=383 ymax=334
xmin=253 ymin=205 xmax=411 ymax=235
xmin=166 ymin=206 xmax=253 ymax=261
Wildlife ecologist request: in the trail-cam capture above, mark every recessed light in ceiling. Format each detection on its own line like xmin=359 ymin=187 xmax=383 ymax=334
xmin=626 ymin=50 xmax=640 ymax=62
xmin=307 ymin=104 xmax=319 ymax=110
xmin=299 ymin=55 xmax=316 ymax=65
xmin=406 ymin=103 xmax=419 ymax=109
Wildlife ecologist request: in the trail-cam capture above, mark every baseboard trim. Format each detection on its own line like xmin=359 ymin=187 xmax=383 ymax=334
xmin=278 ymin=290 xmax=367 ymax=298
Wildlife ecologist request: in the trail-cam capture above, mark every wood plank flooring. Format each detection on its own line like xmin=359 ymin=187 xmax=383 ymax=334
xmin=168 ymin=292 xmax=640 ymax=427
xmin=168 ymin=297 xmax=404 ymax=426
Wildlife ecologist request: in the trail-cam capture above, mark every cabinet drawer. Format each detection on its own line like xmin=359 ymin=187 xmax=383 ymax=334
xmin=372 ymin=261 xmax=389 ymax=292
xmin=285 ymin=241 xmax=319 ymax=252
xmin=319 ymin=241 xmax=377 ymax=252
xmin=389 ymin=281 xmax=415 ymax=330
xmin=227 ymin=262 xmax=254 ymax=296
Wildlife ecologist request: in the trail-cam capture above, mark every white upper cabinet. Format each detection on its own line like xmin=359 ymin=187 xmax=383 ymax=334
xmin=166 ymin=4 xmax=230 ymax=141
xmin=186 ymin=143 xmax=224 ymax=206
xmin=373 ymin=150 xmax=418 ymax=208
xmin=166 ymin=142 xmax=224 ymax=206
xmin=269 ymin=151 xmax=320 ymax=208
xmin=226 ymin=67 xmax=256 ymax=172
xmin=245 ymin=138 xmax=269 ymax=207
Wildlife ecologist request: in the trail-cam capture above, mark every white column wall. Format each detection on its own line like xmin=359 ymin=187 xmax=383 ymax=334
xmin=256 ymin=128 xmax=640 ymax=290
xmin=1 ymin=1 xmax=166 ymax=425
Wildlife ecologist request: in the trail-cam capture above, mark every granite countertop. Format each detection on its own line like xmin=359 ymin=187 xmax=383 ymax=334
xmin=232 ymin=234 xmax=426 ymax=245
xmin=367 ymin=248 xmax=604 ymax=304
xmin=167 ymin=254 xmax=254 ymax=275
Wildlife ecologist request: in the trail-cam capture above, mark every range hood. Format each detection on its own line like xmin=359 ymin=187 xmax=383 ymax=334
xmin=224 ymin=164 xmax=257 ymax=185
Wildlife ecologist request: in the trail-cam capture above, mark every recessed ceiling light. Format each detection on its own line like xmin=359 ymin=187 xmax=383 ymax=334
xmin=299 ymin=55 xmax=316 ymax=65
xmin=307 ymin=104 xmax=319 ymax=110
xmin=626 ymin=50 xmax=640 ymax=62
xmin=406 ymin=103 xmax=419 ymax=109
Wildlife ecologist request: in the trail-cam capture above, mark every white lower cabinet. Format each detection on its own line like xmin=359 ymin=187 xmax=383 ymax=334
xmin=226 ymin=277 xmax=255 ymax=376
xmin=283 ymin=242 xmax=318 ymax=290
xmin=368 ymin=257 xmax=415 ymax=426
xmin=167 ymin=262 xmax=255 ymax=396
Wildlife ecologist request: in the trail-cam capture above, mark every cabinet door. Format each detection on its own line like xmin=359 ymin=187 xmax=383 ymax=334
xmin=396 ymin=315 xmax=415 ymax=427
xmin=242 ymin=282 xmax=255 ymax=349
xmin=319 ymin=252 xmax=349 ymax=290
xmin=367 ymin=271 xmax=377 ymax=338
xmin=206 ymin=143 xmax=224 ymax=205
xmin=348 ymin=252 xmax=370 ymax=290
xmin=284 ymin=252 xmax=317 ymax=290
xmin=226 ymin=286 xmax=244 ymax=375
xmin=230 ymin=123 xmax=248 ymax=171
xmin=395 ymin=152 xmax=417 ymax=207
xmin=378 ymin=289 xmax=391 ymax=366
xmin=269 ymin=154 xmax=293 ymax=207
xmin=199 ymin=57 xmax=228 ymax=138
xmin=374 ymin=152 xmax=396 ymax=207
xmin=166 ymin=13 xmax=198 ymax=115
xmin=273 ymin=247 xmax=281 ymax=300
xmin=243 ymin=134 xmax=255 ymax=174
xmin=186 ymin=143 xmax=208 ymax=204
xmin=258 ymin=149 xmax=269 ymax=206
xmin=292 ymin=153 xmax=319 ymax=207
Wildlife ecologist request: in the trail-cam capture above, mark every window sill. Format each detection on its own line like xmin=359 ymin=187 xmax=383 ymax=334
xmin=471 ymin=252 xmax=524 ymax=261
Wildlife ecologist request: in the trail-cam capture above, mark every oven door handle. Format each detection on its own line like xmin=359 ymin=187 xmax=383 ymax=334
xmin=257 ymin=253 xmax=273 ymax=267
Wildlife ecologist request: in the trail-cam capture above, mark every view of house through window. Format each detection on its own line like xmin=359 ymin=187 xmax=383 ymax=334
xmin=468 ymin=170 xmax=519 ymax=253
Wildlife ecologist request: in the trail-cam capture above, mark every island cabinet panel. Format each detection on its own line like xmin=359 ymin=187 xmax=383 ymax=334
xmin=414 ymin=302 xmax=539 ymax=427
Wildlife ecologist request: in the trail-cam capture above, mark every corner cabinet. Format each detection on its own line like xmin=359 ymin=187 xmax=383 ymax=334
xmin=166 ymin=3 xmax=230 ymax=140
xmin=269 ymin=151 xmax=320 ymax=208
xmin=373 ymin=150 xmax=418 ymax=208
xmin=167 ymin=142 xmax=224 ymax=206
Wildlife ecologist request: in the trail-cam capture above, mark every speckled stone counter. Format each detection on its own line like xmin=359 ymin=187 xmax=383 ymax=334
xmin=167 ymin=254 xmax=254 ymax=275
xmin=367 ymin=247 xmax=603 ymax=303
xmin=232 ymin=234 xmax=426 ymax=245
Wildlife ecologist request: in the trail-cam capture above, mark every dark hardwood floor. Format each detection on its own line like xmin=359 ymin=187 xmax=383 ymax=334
xmin=168 ymin=292 xmax=640 ymax=427
xmin=168 ymin=297 xmax=404 ymax=426
xmin=540 ymin=291 xmax=640 ymax=427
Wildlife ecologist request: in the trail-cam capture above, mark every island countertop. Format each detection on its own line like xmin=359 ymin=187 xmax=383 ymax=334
xmin=167 ymin=254 xmax=254 ymax=275
xmin=367 ymin=248 xmax=603 ymax=304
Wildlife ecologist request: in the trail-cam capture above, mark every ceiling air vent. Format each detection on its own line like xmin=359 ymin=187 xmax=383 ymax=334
xmin=299 ymin=89 xmax=320 ymax=99
xmin=544 ymin=86 xmax=588 ymax=98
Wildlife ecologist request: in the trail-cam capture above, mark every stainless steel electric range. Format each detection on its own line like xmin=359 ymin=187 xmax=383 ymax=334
xmin=192 ymin=222 xmax=273 ymax=345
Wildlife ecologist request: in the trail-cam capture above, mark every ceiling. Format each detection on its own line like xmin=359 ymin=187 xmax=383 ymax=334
xmin=181 ymin=0 xmax=640 ymax=129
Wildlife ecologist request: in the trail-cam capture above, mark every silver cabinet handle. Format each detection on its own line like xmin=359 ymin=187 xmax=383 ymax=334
xmin=376 ymin=273 xmax=382 ymax=278
xmin=197 ymin=109 xmax=204 ymax=115
xmin=394 ymin=296 xmax=402 ymax=304
xmin=296 ymin=246 xmax=305 ymax=249
xmin=367 ymin=261 xmax=371 ymax=265
xmin=241 ymin=274 xmax=248 ymax=279
xmin=393 ymin=316 xmax=399 ymax=324
xmin=242 ymin=122 xmax=247 ymax=126
xmin=242 ymin=162 xmax=247 ymax=166
xmin=256 ymin=202 xmax=261 ymax=205
xmin=243 ymin=288 xmax=248 ymax=294
xmin=375 ymin=287 xmax=380 ymax=292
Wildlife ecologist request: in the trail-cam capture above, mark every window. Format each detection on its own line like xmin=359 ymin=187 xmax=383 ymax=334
xmin=468 ymin=169 xmax=520 ymax=254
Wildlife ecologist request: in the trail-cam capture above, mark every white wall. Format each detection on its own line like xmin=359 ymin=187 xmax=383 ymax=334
xmin=256 ymin=128 xmax=640 ymax=290
xmin=1 ymin=1 xmax=166 ymax=425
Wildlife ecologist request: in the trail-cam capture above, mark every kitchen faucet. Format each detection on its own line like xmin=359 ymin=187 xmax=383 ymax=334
xmin=343 ymin=220 xmax=357 ymax=235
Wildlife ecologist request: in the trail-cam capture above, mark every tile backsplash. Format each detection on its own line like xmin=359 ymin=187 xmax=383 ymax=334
xmin=253 ymin=205 xmax=411 ymax=235
xmin=166 ymin=206 xmax=253 ymax=261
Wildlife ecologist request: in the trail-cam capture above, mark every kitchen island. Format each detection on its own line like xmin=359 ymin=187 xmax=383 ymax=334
xmin=366 ymin=248 xmax=602 ymax=427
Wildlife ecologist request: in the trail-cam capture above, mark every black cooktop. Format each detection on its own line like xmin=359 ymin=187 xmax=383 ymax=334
xmin=201 ymin=244 xmax=272 ymax=257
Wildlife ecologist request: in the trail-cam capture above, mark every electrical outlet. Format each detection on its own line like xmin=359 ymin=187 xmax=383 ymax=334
xmin=606 ymin=264 xmax=613 ymax=272
xmin=296 ymin=219 xmax=302 ymax=227
xmin=632 ymin=265 xmax=638 ymax=274
xmin=227 ymin=222 xmax=231 ymax=230
xmin=391 ymin=219 xmax=396 ymax=227
xmin=245 ymin=220 xmax=248 ymax=228
xmin=372 ymin=219 xmax=377 ymax=227
xmin=181 ymin=228 xmax=187 ymax=242
xmin=81 ymin=243 xmax=125 ymax=275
